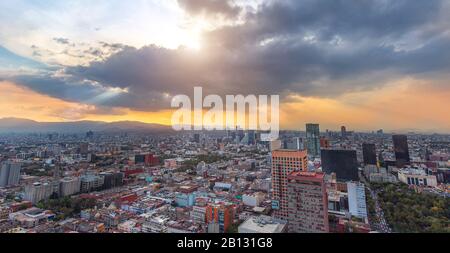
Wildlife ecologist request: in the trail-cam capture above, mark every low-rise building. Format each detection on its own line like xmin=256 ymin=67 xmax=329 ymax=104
xmin=238 ymin=215 xmax=287 ymax=233
xmin=142 ymin=216 xmax=169 ymax=233
xmin=242 ymin=192 xmax=265 ymax=207
xmin=190 ymin=205 xmax=207 ymax=223
xmin=9 ymin=208 xmax=54 ymax=228
xmin=369 ymin=173 xmax=398 ymax=183
xmin=398 ymin=168 xmax=437 ymax=187
xmin=118 ymin=219 xmax=141 ymax=233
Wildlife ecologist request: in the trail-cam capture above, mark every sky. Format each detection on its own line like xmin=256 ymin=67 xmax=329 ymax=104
xmin=0 ymin=0 xmax=449 ymax=133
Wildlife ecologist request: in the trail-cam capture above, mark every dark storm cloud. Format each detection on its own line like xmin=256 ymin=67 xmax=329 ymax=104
xmin=177 ymin=0 xmax=242 ymax=19
xmin=7 ymin=0 xmax=450 ymax=112
xmin=11 ymin=72 xmax=172 ymax=111
xmin=67 ymin=45 xmax=204 ymax=94
xmin=12 ymin=74 xmax=106 ymax=102
xmin=242 ymin=0 xmax=442 ymax=42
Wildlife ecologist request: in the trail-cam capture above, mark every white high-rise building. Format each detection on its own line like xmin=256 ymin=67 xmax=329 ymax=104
xmin=59 ymin=177 xmax=81 ymax=197
xmin=80 ymin=175 xmax=104 ymax=193
xmin=24 ymin=181 xmax=60 ymax=204
xmin=347 ymin=182 xmax=368 ymax=219
xmin=0 ymin=162 xmax=21 ymax=187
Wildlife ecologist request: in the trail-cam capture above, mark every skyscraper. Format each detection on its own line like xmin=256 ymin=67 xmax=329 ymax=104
xmin=347 ymin=182 xmax=368 ymax=219
xmin=287 ymin=171 xmax=329 ymax=233
xmin=0 ymin=161 xmax=21 ymax=188
xmin=321 ymin=149 xmax=359 ymax=181
xmin=271 ymin=149 xmax=308 ymax=220
xmin=362 ymin=143 xmax=377 ymax=165
xmin=306 ymin=123 xmax=320 ymax=157
xmin=392 ymin=135 xmax=410 ymax=167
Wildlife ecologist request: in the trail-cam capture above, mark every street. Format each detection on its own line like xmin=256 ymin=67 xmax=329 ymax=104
xmin=369 ymin=188 xmax=392 ymax=233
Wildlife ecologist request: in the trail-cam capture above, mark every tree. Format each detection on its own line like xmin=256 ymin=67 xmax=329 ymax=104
xmin=375 ymin=183 xmax=450 ymax=233
xmin=226 ymin=223 xmax=240 ymax=233
xmin=35 ymin=196 xmax=98 ymax=221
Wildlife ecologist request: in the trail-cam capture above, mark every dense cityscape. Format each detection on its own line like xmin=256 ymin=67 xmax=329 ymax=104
xmin=1 ymin=0 xmax=450 ymax=242
xmin=0 ymin=124 xmax=448 ymax=233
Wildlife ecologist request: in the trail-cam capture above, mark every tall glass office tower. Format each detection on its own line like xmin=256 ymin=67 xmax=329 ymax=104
xmin=306 ymin=123 xmax=321 ymax=157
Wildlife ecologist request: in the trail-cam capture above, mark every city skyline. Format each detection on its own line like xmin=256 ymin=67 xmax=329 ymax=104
xmin=0 ymin=0 xmax=450 ymax=133
xmin=0 ymin=116 xmax=447 ymax=135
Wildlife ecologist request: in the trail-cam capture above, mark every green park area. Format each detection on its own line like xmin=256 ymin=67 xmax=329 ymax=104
xmin=371 ymin=183 xmax=449 ymax=233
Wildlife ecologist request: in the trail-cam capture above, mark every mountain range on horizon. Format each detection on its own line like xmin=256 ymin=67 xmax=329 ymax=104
xmin=0 ymin=117 xmax=173 ymax=134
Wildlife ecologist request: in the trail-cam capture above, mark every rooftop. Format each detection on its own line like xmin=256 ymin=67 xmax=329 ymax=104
xmin=272 ymin=149 xmax=307 ymax=157
xmin=239 ymin=215 xmax=287 ymax=233
xmin=399 ymin=167 xmax=429 ymax=176
xmin=288 ymin=171 xmax=325 ymax=180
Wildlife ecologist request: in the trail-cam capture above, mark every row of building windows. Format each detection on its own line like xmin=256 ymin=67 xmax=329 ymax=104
xmin=407 ymin=177 xmax=428 ymax=186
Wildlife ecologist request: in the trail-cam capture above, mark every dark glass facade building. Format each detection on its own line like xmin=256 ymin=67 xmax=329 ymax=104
xmin=362 ymin=143 xmax=377 ymax=165
xmin=306 ymin=123 xmax=321 ymax=157
xmin=100 ymin=172 xmax=124 ymax=190
xmin=321 ymin=149 xmax=358 ymax=181
xmin=392 ymin=135 xmax=410 ymax=167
